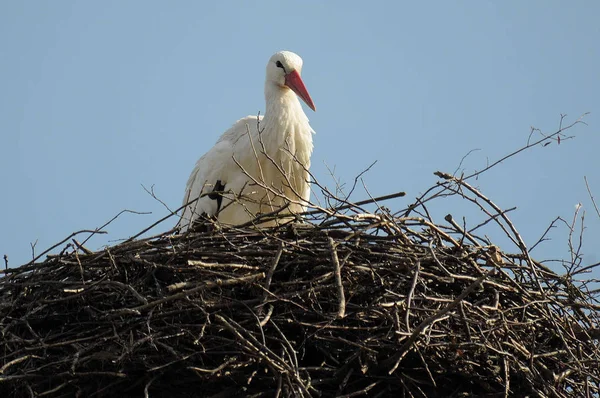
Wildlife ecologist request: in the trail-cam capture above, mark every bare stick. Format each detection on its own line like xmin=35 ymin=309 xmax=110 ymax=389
xmin=80 ymin=209 xmax=151 ymax=247
xmin=405 ymin=261 xmax=420 ymax=331
xmin=261 ymin=241 xmax=284 ymax=310
xmin=435 ymin=171 xmax=545 ymax=294
xmin=453 ymin=148 xmax=481 ymax=176
xmin=111 ymin=273 xmax=265 ymax=316
xmin=465 ymin=113 xmax=588 ymax=180
xmin=23 ymin=230 xmax=106 ymax=267
xmin=584 ymin=176 xmax=600 ymax=219
xmin=328 ymin=237 xmax=346 ymax=319
xmin=386 ymin=268 xmax=493 ymax=374
xmin=142 ymin=184 xmax=175 ymax=214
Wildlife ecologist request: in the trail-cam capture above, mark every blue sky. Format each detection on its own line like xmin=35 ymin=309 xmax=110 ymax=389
xmin=1 ymin=1 xmax=599 ymax=279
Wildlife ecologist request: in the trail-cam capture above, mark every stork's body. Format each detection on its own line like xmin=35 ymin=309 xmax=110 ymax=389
xmin=179 ymin=51 xmax=316 ymax=232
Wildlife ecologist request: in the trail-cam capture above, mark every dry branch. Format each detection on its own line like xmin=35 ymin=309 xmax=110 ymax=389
xmin=1 ymin=190 xmax=599 ymax=397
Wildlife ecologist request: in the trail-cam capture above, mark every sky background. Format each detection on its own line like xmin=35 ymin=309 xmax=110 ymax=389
xmin=1 ymin=1 xmax=599 ymax=281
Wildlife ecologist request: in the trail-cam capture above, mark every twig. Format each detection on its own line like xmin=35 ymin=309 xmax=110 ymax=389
xmin=328 ymin=237 xmax=346 ymax=319
xmin=80 ymin=209 xmax=150 ymax=247
xmin=24 ymin=230 xmax=106 ymax=266
xmin=386 ymin=267 xmax=494 ymax=375
xmin=453 ymin=148 xmax=481 ymax=176
xmin=261 ymin=241 xmax=284 ymax=307
xmin=435 ymin=171 xmax=545 ymax=294
xmin=142 ymin=184 xmax=175 ymax=214
xmin=584 ymin=176 xmax=600 ymax=219
xmin=529 ymin=216 xmax=561 ymax=253
xmin=302 ymin=191 xmax=406 ymax=216
xmin=112 ymin=273 xmax=265 ymax=316
xmin=405 ymin=261 xmax=420 ymax=331
xmin=30 ymin=240 xmax=37 ymax=261
xmin=72 ymin=239 xmax=93 ymax=255
xmin=466 ymin=113 xmax=588 ymax=180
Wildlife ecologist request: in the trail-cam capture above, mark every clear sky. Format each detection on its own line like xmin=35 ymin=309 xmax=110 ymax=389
xmin=1 ymin=1 xmax=599 ymax=279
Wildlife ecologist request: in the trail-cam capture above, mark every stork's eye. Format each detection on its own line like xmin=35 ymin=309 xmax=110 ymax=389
xmin=276 ymin=61 xmax=284 ymax=68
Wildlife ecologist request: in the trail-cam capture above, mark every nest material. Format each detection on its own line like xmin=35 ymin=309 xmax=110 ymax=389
xmin=1 ymin=193 xmax=600 ymax=397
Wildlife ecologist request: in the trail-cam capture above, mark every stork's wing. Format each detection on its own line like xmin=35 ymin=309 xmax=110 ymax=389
xmin=178 ymin=140 xmax=231 ymax=231
xmin=178 ymin=116 xmax=261 ymax=232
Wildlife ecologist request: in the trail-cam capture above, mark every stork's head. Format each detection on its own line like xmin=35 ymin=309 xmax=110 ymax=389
xmin=266 ymin=51 xmax=316 ymax=112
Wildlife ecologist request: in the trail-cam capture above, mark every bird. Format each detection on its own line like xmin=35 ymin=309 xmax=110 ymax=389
xmin=178 ymin=51 xmax=316 ymax=232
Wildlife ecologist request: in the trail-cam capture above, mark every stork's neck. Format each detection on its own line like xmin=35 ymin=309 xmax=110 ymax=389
xmin=261 ymin=81 xmax=314 ymax=171
xmin=263 ymin=83 xmax=308 ymax=130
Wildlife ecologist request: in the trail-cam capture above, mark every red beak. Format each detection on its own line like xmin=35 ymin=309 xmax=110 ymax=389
xmin=284 ymin=70 xmax=316 ymax=111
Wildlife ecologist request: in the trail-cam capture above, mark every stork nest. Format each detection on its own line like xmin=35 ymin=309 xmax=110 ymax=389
xmin=1 ymin=178 xmax=600 ymax=397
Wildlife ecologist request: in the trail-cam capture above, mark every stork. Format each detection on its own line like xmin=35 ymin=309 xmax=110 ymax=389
xmin=178 ymin=51 xmax=316 ymax=232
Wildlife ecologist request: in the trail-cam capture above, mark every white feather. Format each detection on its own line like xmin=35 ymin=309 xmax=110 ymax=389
xmin=179 ymin=51 xmax=315 ymax=231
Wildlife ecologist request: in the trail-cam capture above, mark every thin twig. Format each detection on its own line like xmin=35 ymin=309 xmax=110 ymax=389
xmin=584 ymin=176 xmax=600 ymax=219
xmin=328 ymin=237 xmax=346 ymax=319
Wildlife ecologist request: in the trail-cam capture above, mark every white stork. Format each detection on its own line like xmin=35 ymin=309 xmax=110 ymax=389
xmin=178 ymin=51 xmax=316 ymax=232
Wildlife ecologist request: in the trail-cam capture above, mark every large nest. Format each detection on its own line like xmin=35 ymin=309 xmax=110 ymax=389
xmin=1 ymin=172 xmax=600 ymax=397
